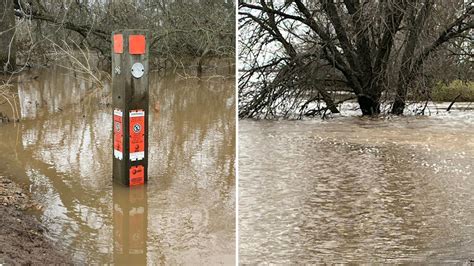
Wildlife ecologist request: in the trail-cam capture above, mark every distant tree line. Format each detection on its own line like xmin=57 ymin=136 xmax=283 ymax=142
xmin=0 ymin=0 xmax=235 ymax=72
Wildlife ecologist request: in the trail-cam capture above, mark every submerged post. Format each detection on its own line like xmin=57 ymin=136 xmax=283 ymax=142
xmin=112 ymin=30 xmax=149 ymax=186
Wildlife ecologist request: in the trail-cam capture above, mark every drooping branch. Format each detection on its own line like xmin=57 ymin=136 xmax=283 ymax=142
xmin=260 ymin=0 xmax=297 ymax=57
xmin=239 ymin=2 xmax=344 ymax=117
xmin=14 ymin=9 xmax=109 ymax=41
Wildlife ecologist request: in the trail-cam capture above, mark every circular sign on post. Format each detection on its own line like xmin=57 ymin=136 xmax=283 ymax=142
xmin=131 ymin=63 xmax=145 ymax=79
xmin=133 ymin=123 xmax=141 ymax=133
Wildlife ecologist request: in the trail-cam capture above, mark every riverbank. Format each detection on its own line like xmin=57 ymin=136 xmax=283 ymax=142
xmin=0 ymin=176 xmax=70 ymax=264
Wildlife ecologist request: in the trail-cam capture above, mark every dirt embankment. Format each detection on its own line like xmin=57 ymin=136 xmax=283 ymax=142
xmin=0 ymin=176 xmax=71 ymax=264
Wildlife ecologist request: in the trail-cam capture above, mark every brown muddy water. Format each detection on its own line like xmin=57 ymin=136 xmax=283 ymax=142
xmin=239 ymin=107 xmax=474 ymax=264
xmin=0 ymin=64 xmax=235 ymax=264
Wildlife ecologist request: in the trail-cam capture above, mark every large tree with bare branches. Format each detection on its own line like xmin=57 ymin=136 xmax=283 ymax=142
xmin=239 ymin=0 xmax=473 ymax=117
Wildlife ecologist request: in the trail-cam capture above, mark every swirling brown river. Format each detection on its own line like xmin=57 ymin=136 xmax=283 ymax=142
xmin=0 ymin=64 xmax=235 ymax=264
xmin=239 ymin=107 xmax=474 ymax=264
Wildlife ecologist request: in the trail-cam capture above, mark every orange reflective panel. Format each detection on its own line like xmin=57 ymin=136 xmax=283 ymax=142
xmin=129 ymin=35 xmax=146 ymax=55
xmin=113 ymin=34 xmax=123 ymax=54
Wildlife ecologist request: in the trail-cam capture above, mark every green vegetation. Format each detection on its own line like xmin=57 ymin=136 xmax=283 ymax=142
xmin=431 ymin=80 xmax=474 ymax=102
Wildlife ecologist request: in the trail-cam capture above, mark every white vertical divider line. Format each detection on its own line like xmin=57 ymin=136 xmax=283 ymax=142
xmin=235 ymin=0 xmax=240 ymax=265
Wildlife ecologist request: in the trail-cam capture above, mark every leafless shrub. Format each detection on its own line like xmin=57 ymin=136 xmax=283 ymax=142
xmin=10 ymin=0 xmax=235 ymax=72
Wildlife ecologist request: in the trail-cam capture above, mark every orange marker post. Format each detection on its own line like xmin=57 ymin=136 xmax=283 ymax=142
xmin=112 ymin=30 xmax=150 ymax=186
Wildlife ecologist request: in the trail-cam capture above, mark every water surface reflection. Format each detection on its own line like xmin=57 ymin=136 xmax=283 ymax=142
xmin=113 ymin=185 xmax=147 ymax=265
xmin=239 ymin=112 xmax=474 ymax=264
xmin=0 ymin=64 xmax=235 ymax=264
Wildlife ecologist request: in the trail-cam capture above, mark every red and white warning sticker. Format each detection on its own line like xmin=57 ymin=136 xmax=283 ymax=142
xmin=129 ymin=165 xmax=145 ymax=186
xmin=113 ymin=109 xmax=123 ymax=160
xmin=129 ymin=110 xmax=145 ymax=161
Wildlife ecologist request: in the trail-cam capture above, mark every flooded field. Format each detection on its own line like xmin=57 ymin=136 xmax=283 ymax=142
xmin=0 ymin=64 xmax=235 ymax=264
xmin=239 ymin=106 xmax=474 ymax=264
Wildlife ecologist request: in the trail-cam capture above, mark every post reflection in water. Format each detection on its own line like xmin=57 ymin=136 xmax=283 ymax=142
xmin=113 ymin=184 xmax=148 ymax=265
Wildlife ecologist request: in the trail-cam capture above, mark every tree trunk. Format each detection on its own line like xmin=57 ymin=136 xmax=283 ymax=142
xmin=0 ymin=0 xmax=16 ymax=72
xmin=392 ymin=78 xmax=410 ymax=115
xmin=327 ymin=101 xmax=340 ymax=114
xmin=357 ymin=93 xmax=381 ymax=116
xmin=319 ymin=90 xmax=340 ymax=114
xmin=392 ymin=96 xmax=405 ymax=115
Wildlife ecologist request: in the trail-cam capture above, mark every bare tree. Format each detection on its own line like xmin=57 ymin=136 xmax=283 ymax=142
xmin=10 ymin=0 xmax=235 ymax=70
xmin=0 ymin=0 xmax=16 ymax=72
xmin=239 ymin=0 xmax=473 ymax=118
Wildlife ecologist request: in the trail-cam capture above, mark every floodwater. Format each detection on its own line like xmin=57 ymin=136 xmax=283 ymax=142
xmin=239 ymin=105 xmax=474 ymax=264
xmin=0 ymin=63 xmax=235 ymax=264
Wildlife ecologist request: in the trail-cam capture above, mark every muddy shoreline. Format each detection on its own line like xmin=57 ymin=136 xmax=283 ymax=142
xmin=0 ymin=176 xmax=70 ymax=264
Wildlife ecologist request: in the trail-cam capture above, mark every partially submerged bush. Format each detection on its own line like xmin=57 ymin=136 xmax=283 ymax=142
xmin=431 ymin=80 xmax=474 ymax=102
